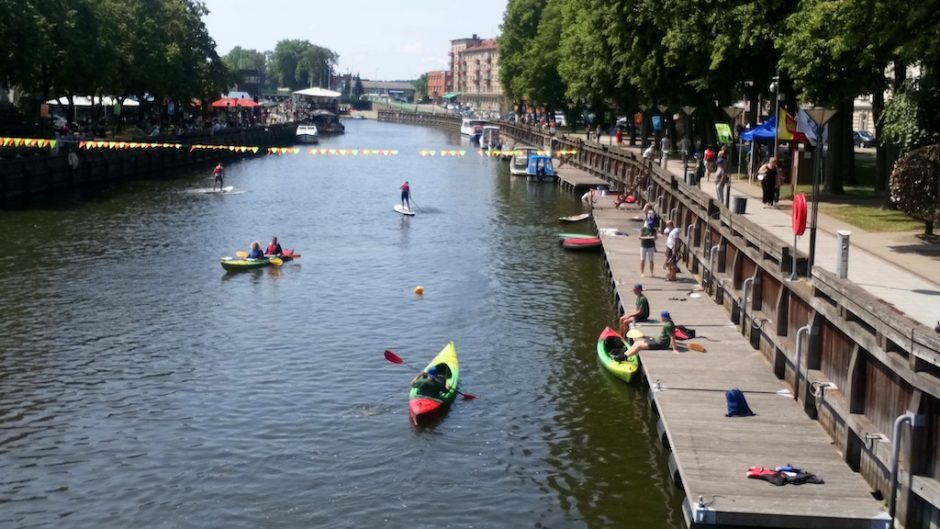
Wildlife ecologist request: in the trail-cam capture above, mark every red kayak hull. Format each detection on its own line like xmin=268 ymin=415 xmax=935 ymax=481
xmin=409 ymin=397 xmax=446 ymax=424
xmin=562 ymin=237 xmax=602 ymax=250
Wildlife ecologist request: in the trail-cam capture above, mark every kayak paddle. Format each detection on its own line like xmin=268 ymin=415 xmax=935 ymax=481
xmin=383 ymin=349 xmax=476 ymax=400
xmin=236 ymin=250 xmax=248 ymax=258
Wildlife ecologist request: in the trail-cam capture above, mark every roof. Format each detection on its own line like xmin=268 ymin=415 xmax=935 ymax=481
xmin=293 ymin=87 xmax=342 ymax=98
xmin=360 ymin=80 xmax=416 ymax=91
xmin=466 ymin=39 xmax=498 ymax=51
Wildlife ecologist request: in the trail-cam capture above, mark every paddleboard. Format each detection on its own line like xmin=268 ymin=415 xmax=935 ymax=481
xmin=194 ymin=186 xmax=236 ymax=194
xmin=394 ymin=204 xmax=416 ymax=216
xmin=559 ymin=213 xmax=590 ymax=223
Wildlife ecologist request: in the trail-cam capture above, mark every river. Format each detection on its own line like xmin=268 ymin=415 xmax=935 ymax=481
xmin=0 ymin=120 xmax=683 ymax=528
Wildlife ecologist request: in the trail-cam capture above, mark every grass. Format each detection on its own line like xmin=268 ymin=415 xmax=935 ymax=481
xmin=819 ymin=204 xmax=923 ymax=232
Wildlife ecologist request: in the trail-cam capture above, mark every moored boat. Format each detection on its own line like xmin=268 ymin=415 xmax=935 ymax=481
xmin=559 ymin=213 xmax=591 ymax=223
xmin=510 ymin=147 xmax=538 ymax=176
xmin=561 ymin=237 xmax=603 ymax=251
xmin=408 ymin=341 xmax=459 ymax=424
xmin=526 ymin=154 xmax=556 ymax=182
xmin=597 ymin=327 xmax=639 ymax=383
xmin=295 ymin=124 xmax=319 ymax=144
xmin=557 ymin=232 xmax=595 ymax=241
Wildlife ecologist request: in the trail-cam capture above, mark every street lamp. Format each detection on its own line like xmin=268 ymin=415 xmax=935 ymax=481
xmin=770 ymin=72 xmax=786 ymax=159
xmin=682 ymin=106 xmax=696 ymax=182
xmin=801 ymin=105 xmax=838 ymax=273
xmin=722 ymin=105 xmax=745 ymax=206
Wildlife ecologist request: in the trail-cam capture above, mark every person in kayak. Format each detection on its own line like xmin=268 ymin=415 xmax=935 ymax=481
xmin=411 ymin=365 xmax=449 ymax=397
xmin=212 ymin=163 xmax=224 ymax=191
xmin=619 ymin=283 xmax=650 ymax=335
xmin=400 ymin=181 xmax=411 ymax=210
xmin=615 ymin=310 xmax=678 ymax=359
xmin=247 ymin=241 xmax=265 ymax=259
xmin=266 ymin=236 xmax=283 ymax=256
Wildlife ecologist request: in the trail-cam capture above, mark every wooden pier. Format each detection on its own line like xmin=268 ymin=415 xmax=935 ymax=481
xmin=555 ymin=165 xmax=607 ymax=192
xmin=591 ymin=197 xmax=890 ymax=528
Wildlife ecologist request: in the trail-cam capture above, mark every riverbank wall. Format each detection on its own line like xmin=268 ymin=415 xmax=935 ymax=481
xmin=494 ymin=121 xmax=939 ymax=529
xmin=0 ymin=124 xmax=295 ymax=202
xmin=377 ymin=111 xmax=461 ymax=131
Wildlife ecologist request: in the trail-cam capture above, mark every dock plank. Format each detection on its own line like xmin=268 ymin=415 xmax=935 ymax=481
xmin=589 ymin=195 xmax=889 ymax=528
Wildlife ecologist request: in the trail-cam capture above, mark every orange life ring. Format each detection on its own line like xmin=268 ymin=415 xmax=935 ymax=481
xmin=792 ymin=193 xmax=807 ymax=235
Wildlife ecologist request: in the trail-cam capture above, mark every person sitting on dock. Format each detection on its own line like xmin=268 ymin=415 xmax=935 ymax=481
xmin=619 ymin=283 xmax=650 ymax=336
xmin=400 ymin=181 xmax=411 ymax=210
xmin=212 ymin=163 xmax=224 ymax=191
xmin=615 ymin=311 xmax=678 ymax=359
xmin=266 ymin=236 xmax=283 ymax=256
xmin=411 ymin=365 xmax=450 ymax=397
xmin=247 ymin=241 xmax=265 ymax=259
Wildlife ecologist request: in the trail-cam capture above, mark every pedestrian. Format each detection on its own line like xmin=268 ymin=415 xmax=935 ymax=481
xmin=400 ymin=180 xmax=411 ymax=210
xmin=704 ymin=145 xmax=717 ymax=181
xmin=714 ymin=158 xmax=729 ymax=206
xmin=660 ymin=135 xmax=672 ymax=167
xmin=758 ymin=158 xmax=778 ymax=208
xmin=619 ymin=283 xmax=651 ymax=335
xmin=615 ymin=128 xmax=623 ymax=145
xmin=595 ymin=124 xmax=602 ymax=143
xmin=664 ymin=220 xmax=681 ymax=281
xmin=639 ymin=221 xmax=656 ymax=277
xmin=615 ymin=310 xmax=679 ymax=359
xmin=643 ymin=143 xmax=655 ymax=161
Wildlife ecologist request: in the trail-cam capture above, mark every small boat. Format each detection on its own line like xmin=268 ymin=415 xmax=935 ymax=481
xmin=220 ymin=257 xmax=274 ymax=271
xmin=510 ymin=147 xmax=538 ymax=176
xmin=597 ymin=327 xmax=639 ymax=383
xmin=409 ymin=341 xmax=460 ymax=424
xmin=561 ymin=237 xmax=603 ymax=251
xmin=460 ymin=118 xmax=487 ymax=136
xmin=267 ymin=249 xmax=301 ymax=262
xmin=557 ymin=232 xmax=595 ymax=240
xmin=480 ymin=125 xmax=501 ymax=151
xmin=526 ymin=154 xmax=556 ymax=182
xmin=295 ymin=123 xmax=319 ymax=144
xmin=559 ymin=213 xmax=591 ymax=223
xmin=394 ymin=204 xmax=416 ymax=216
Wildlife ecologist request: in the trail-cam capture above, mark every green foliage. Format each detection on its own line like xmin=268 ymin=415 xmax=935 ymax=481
xmin=268 ymin=39 xmax=337 ymax=90
xmin=881 ymin=88 xmax=929 ymax=154
xmin=414 ymin=73 xmax=428 ymax=99
xmin=499 ymin=0 xmax=546 ymax=102
xmin=890 ymin=144 xmax=940 ymax=232
xmin=223 ymin=47 xmax=267 ymax=72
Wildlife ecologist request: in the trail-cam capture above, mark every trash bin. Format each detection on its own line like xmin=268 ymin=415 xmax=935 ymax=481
xmin=733 ymin=196 xmax=747 ymax=214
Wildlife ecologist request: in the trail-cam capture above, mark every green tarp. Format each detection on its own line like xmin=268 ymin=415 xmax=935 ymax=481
xmin=442 ymin=93 xmax=458 ymax=100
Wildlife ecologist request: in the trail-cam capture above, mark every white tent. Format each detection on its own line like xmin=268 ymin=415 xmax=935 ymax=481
xmin=46 ymin=96 xmax=140 ymax=107
xmin=293 ymin=87 xmax=341 ymax=99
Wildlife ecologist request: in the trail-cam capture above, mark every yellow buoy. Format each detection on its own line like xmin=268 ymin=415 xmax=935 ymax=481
xmin=414 ymin=285 xmax=425 ymax=296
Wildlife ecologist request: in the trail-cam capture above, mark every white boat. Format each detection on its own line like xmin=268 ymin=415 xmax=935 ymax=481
xmin=296 ymin=124 xmax=319 ymax=144
xmin=460 ymin=118 xmax=487 ymax=137
xmin=480 ymin=125 xmax=501 ymax=151
xmin=510 ymin=147 xmax=538 ymax=176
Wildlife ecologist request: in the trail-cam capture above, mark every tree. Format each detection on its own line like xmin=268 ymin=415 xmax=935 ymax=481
xmin=223 ymin=46 xmax=266 ymax=72
xmin=499 ymin=0 xmax=546 ymax=103
xmin=414 ymin=73 xmax=428 ymax=100
xmin=268 ymin=39 xmax=337 ymax=90
xmin=890 ymin=144 xmax=940 ymax=235
xmin=353 ymin=76 xmax=364 ymax=100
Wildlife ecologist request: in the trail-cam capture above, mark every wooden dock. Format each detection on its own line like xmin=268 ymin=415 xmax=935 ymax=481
xmin=555 ymin=164 xmax=607 ymax=192
xmin=590 ymin=196 xmax=890 ymax=529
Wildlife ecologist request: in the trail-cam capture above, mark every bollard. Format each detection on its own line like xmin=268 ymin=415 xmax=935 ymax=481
xmin=836 ymin=230 xmax=851 ymax=279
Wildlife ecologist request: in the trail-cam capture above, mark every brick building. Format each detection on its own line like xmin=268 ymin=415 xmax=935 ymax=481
xmin=426 ymin=70 xmax=452 ymax=102
xmin=450 ymin=34 xmax=505 ymax=113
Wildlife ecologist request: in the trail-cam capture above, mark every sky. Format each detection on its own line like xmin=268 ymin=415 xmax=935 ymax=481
xmin=201 ymin=0 xmax=506 ymax=81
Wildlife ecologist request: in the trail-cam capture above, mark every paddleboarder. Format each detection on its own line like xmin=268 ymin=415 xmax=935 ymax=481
xmin=400 ymin=181 xmax=411 ymax=210
xmin=212 ymin=163 xmax=224 ymax=191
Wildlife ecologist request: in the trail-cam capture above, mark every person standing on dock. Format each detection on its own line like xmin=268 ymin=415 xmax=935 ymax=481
xmin=664 ymin=220 xmax=681 ymax=281
xmin=639 ymin=221 xmax=657 ymax=277
xmin=212 ymin=163 xmax=224 ymax=191
xmin=400 ymin=181 xmax=411 ymax=210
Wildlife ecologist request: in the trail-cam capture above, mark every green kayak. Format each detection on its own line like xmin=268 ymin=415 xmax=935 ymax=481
xmin=220 ymin=257 xmax=273 ymax=271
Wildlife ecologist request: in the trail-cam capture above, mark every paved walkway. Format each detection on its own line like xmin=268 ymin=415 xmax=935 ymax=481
xmin=561 ymin=133 xmax=940 ymax=330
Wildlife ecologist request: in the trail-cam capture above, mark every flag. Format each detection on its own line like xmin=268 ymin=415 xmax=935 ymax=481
xmin=778 ymin=109 xmax=807 ymax=142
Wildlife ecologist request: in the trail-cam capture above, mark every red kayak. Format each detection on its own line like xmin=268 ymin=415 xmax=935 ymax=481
xmin=562 ymin=237 xmax=602 ymax=251
xmin=266 ymin=248 xmax=301 ymax=262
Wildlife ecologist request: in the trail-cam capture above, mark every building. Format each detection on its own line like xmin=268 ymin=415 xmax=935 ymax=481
xmin=450 ymin=34 xmax=505 ymax=113
xmin=426 ymin=70 xmax=452 ymax=102
xmin=359 ymin=80 xmax=416 ymax=103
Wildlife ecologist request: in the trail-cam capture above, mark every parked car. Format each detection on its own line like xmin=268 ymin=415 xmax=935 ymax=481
xmin=853 ymin=130 xmax=876 ymax=148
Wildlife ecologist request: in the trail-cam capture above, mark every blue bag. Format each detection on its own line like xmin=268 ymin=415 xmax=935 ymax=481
xmin=725 ymin=388 xmax=755 ymax=417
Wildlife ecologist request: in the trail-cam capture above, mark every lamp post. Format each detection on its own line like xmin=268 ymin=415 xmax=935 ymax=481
xmin=801 ymin=106 xmax=838 ymax=273
xmin=769 ymin=72 xmax=785 ymax=159
xmin=681 ymin=105 xmax=696 ymax=182
xmin=722 ymin=105 xmax=745 ymax=206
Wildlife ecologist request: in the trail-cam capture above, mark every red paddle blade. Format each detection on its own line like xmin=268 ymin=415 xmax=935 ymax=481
xmin=460 ymin=391 xmax=477 ymax=400
xmin=383 ymin=350 xmax=405 ymax=364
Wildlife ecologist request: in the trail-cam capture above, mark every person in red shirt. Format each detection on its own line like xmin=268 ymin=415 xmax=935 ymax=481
xmin=400 ymin=181 xmax=411 ymax=210
xmin=266 ymin=236 xmax=283 ymax=256
xmin=212 ymin=163 xmax=224 ymax=191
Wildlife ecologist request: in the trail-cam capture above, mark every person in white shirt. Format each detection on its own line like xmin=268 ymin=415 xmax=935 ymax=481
xmin=664 ymin=220 xmax=681 ymax=281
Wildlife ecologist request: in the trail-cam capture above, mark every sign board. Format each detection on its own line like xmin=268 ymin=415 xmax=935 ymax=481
xmin=715 ymin=123 xmax=734 ymax=144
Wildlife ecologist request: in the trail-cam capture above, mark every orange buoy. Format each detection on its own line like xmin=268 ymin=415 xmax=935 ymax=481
xmin=414 ymin=286 xmax=425 ymax=296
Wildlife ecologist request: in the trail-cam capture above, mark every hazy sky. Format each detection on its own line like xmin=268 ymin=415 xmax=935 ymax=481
xmin=201 ymin=0 xmax=506 ymax=80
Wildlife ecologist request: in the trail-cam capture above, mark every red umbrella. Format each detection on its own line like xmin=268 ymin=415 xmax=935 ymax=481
xmin=210 ymin=97 xmax=236 ymax=108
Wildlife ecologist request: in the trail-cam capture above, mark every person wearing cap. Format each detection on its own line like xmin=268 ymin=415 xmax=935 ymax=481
xmin=616 ymin=310 xmax=678 ymax=359
xmin=411 ymin=364 xmax=449 ymax=397
xmin=619 ymin=283 xmax=650 ymax=336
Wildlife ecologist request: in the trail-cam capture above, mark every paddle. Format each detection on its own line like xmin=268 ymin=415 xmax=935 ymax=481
xmin=269 ymin=257 xmax=283 ymax=266
xmin=688 ymin=343 xmax=707 ymax=353
xmin=236 ymin=250 xmax=248 ymax=258
xmin=383 ymin=349 xmax=476 ymax=400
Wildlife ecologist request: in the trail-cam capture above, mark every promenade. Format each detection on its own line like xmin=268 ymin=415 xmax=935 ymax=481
xmin=563 ymin=134 xmax=940 ymax=329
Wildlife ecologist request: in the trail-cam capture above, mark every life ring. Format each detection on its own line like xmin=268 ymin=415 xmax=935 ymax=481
xmin=792 ymin=193 xmax=807 ymax=236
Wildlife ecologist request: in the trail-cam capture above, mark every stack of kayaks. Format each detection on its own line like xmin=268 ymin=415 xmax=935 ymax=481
xmin=409 ymin=341 xmax=460 ymax=424
xmin=561 ymin=237 xmax=602 ymax=251
xmin=596 ymin=327 xmax=639 ymax=383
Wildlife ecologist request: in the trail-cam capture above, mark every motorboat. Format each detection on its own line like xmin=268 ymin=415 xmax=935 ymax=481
xmin=526 ymin=154 xmax=556 ymax=182
xmin=480 ymin=125 xmax=501 ymax=151
xmin=460 ymin=118 xmax=487 ymax=137
xmin=510 ymin=147 xmax=538 ymax=176
xmin=295 ymin=123 xmax=319 ymax=144
xmin=309 ymin=109 xmax=345 ymax=135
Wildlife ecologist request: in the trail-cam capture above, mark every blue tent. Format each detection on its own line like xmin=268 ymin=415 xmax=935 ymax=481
xmin=741 ymin=116 xmax=777 ymax=141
